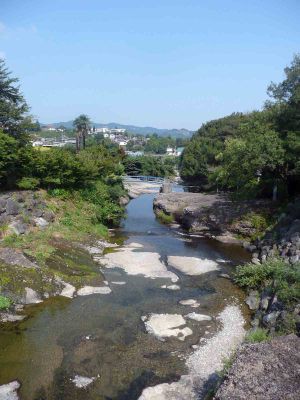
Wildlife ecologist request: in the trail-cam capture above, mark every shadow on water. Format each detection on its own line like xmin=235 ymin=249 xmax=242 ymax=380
xmin=0 ymin=190 xmax=250 ymax=400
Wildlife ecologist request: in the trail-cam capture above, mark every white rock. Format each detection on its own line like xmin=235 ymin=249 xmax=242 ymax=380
xmin=185 ymin=313 xmax=212 ymax=322
xmin=101 ymin=249 xmax=178 ymax=282
xmin=142 ymin=314 xmax=192 ymax=341
xmin=160 ymin=284 xmax=180 ymax=290
xmin=24 ymin=287 xmax=42 ymax=304
xmin=179 ymin=299 xmax=200 ymax=307
xmin=139 ymin=305 xmax=245 ymax=400
xmin=167 ymin=256 xmax=219 ymax=276
xmin=71 ymin=375 xmax=96 ymax=388
xmin=0 ymin=314 xmax=25 ymax=323
xmin=0 ymin=381 xmax=20 ymax=400
xmin=111 ymin=281 xmax=126 ymax=285
xmin=33 ymin=217 xmax=49 ymax=228
xmin=77 ymin=286 xmax=112 ymax=296
xmin=127 ymin=242 xmax=144 ymax=248
xmin=60 ymin=282 xmax=76 ymax=298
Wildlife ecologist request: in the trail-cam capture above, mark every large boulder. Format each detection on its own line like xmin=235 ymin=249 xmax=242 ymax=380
xmin=215 ymin=334 xmax=300 ymax=400
xmin=6 ymin=198 xmax=19 ymax=215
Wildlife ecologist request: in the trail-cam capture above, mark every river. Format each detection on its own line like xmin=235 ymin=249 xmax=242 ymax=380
xmin=0 ymin=189 xmax=250 ymax=399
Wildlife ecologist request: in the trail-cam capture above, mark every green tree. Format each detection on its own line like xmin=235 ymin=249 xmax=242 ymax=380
xmin=266 ymin=54 xmax=300 ymax=194
xmin=0 ymin=58 xmax=30 ymax=144
xmin=0 ymin=131 xmax=19 ymax=187
xmin=73 ymin=114 xmax=91 ymax=151
xmin=214 ymin=121 xmax=284 ymax=198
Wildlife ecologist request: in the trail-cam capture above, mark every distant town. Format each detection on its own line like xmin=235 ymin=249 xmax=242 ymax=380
xmin=31 ymin=125 xmax=185 ymax=156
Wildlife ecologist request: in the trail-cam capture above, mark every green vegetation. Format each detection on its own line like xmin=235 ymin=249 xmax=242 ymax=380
xmin=0 ymin=60 xmax=125 ymax=226
xmin=0 ymin=295 xmax=11 ymax=310
xmin=124 ymin=155 xmax=176 ymax=177
xmin=156 ymin=210 xmax=174 ymax=224
xmin=180 ymin=54 xmax=300 ymax=200
xmin=73 ymin=114 xmax=91 ymax=151
xmin=235 ymin=258 xmax=300 ymax=306
xmin=245 ymin=328 xmax=270 ymax=343
xmin=232 ymin=211 xmax=276 ymax=241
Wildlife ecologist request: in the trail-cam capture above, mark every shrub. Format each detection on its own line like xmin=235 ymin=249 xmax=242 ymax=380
xmin=235 ymin=258 xmax=300 ymax=306
xmin=17 ymin=177 xmax=40 ymax=190
xmin=245 ymin=328 xmax=270 ymax=343
xmin=156 ymin=210 xmax=174 ymax=224
xmin=0 ymin=295 xmax=11 ymax=310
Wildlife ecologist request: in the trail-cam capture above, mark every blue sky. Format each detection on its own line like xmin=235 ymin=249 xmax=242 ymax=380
xmin=1 ymin=0 xmax=299 ymax=130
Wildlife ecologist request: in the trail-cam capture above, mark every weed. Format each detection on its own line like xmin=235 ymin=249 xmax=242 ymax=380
xmin=245 ymin=328 xmax=270 ymax=343
xmin=0 ymin=295 xmax=11 ymax=310
xmin=156 ymin=210 xmax=174 ymax=224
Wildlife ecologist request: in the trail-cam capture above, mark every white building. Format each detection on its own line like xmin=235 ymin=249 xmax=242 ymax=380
xmin=166 ymin=146 xmax=175 ymax=155
xmin=94 ymin=127 xmax=110 ymax=133
xmin=110 ymin=128 xmax=126 ymax=134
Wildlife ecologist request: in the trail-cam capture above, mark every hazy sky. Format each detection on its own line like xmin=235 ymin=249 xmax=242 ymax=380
xmin=1 ymin=0 xmax=299 ymax=130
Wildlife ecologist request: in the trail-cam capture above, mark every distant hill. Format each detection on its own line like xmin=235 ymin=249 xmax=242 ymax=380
xmin=44 ymin=121 xmax=194 ymax=138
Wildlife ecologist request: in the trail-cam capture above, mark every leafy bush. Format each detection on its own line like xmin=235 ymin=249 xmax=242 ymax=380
xmin=124 ymin=155 xmax=176 ymax=177
xmin=17 ymin=177 xmax=40 ymax=190
xmin=79 ymin=181 xmax=125 ymax=226
xmin=245 ymin=328 xmax=270 ymax=343
xmin=0 ymin=295 xmax=11 ymax=310
xmin=156 ymin=210 xmax=174 ymax=224
xmin=235 ymin=258 xmax=300 ymax=305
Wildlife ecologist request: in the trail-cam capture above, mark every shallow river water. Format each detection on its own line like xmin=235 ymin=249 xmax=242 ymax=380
xmin=0 ymin=191 xmax=250 ymax=400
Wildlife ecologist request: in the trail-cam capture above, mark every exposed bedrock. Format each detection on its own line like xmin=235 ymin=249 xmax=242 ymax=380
xmin=215 ymin=334 xmax=300 ymax=400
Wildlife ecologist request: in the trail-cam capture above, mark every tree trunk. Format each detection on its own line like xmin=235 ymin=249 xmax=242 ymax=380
xmin=272 ymin=184 xmax=278 ymax=201
xmin=76 ymin=133 xmax=80 ymax=152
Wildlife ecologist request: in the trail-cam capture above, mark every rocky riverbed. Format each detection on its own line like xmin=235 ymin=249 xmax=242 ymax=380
xmin=0 ymin=188 xmax=252 ymax=400
xmin=153 ymin=192 xmax=300 ymax=264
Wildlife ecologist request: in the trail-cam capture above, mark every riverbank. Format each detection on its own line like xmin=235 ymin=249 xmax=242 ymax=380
xmin=153 ymin=192 xmax=278 ymax=245
xmin=0 ymin=187 xmax=252 ymax=400
xmin=0 ymin=188 xmax=121 ymax=321
xmin=154 ymin=191 xmax=300 ymax=398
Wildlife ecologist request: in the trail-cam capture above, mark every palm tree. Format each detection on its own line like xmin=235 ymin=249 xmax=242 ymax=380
xmin=73 ymin=114 xmax=91 ymax=151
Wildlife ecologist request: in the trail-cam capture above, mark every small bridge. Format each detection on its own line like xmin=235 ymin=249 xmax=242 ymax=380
xmin=122 ymin=175 xmax=165 ymax=184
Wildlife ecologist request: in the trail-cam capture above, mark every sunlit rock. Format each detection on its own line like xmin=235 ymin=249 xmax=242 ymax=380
xmin=167 ymin=256 xmax=219 ymax=276
xmin=77 ymin=286 xmax=112 ymax=296
xmin=142 ymin=313 xmax=192 ymax=341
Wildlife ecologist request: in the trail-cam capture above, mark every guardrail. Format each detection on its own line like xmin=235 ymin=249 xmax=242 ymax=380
xmin=122 ymin=175 xmax=164 ymax=183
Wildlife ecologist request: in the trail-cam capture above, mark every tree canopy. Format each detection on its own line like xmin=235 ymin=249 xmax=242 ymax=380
xmin=180 ymin=54 xmax=300 ymax=199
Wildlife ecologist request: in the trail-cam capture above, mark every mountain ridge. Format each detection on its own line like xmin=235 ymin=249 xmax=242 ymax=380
xmin=43 ymin=120 xmax=194 ymax=138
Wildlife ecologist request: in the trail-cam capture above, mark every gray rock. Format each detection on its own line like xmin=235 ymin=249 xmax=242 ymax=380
xmin=119 ymin=196 xmax=129 ymax=206
xmin=219 ymin=273 xmax=231 ymax=280
xmin=215 ymin=334 xmax=300 ymax=400
xmin=42 ymin=210 xmax=55 ymax=222
xmin=0 ymin=198 xmax=6 ymax=213
xmin=262 ymin=311 xmax=281 ymax=327
xmin=260 ymin=293 xmax=271 ymax=311
xmin=245 ymin=290 xmax=260 ymax=310
xmin=24 ymin=287 xmax=42 ymax=304
xmin=32 ymin=208 xmax=44 ymax=218
xmin=0 ymin=248 xmax=38 ymax=269
xmin=252 ymin=257 xmax=261 ymax=265
xmin=215 ymin=234 xmax=241 ymax=245
xmin=290 ymin=255 xmax=299 ymax=264
xmin=160 ymin=181 xmax=172 ymax=194
xmin=6 ymin=199 xmax=19 ymax=215
xmin=0 ymin=313 xmax=25 ymax=323
xmin=33 ymin=217 xmax=49 ymax=228
xmin=8 ymin=221 xmax=27 ymax=235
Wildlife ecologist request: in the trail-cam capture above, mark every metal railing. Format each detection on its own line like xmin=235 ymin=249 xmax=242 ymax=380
xmin=122 ymin=175 xmax=164 ymax=183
